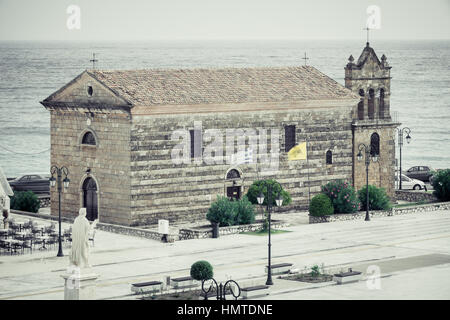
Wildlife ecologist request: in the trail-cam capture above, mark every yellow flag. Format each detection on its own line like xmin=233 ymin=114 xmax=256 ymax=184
xmin=288 ymin=142 xmax=307 ymax=161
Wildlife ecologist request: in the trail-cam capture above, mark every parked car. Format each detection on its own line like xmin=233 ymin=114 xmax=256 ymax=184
xmin=395 ymin=174 xmax=427 ymax=191
xmin=8 ymin=174 xmax=50 ymax=195
xmin=405 ymin=166 xmax=434 ymax=182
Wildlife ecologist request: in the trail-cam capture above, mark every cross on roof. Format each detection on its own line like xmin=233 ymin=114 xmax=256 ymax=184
xmin=302 ymin=52 xmax=309 ymax=66
xmin=90 ymin=53 xmax=98 ymax=70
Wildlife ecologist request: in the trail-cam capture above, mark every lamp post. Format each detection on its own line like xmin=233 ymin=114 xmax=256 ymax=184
xmin=49 ymin=166 xmax=70 ymax=257
xmin=397 ymin=127 xmax=412 ymax=190
xmin=357 ymin=144 xmax=378 ymax=221
xmin=256 ymin=180 xmax=284 ymax=285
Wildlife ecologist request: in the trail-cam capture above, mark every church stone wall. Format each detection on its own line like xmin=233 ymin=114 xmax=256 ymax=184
xmin=352 ymin=125 xmax=396 ymax=199
xmin=49 ymin=109 xmax=132 ymax=225
xmin=129 ymin=105 xmax=354 ymax=225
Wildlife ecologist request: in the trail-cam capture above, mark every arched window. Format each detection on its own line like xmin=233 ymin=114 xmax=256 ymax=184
xmin=226 ymin=169 xmax=241 ymax=180
xmin=379 ymin=88 xmax=385 ymax=119
xmin=357 ymin=100 xmax=364 ymax=120
xmin=370 ymin=133 xmax=380 ymax=157
xmin=82 ymin=131 xmax=96 ymax=145
xmin=368 ymin=88 xmax=375 ymax=119
xmin=326 ymin=150 xmax=332 ymax=165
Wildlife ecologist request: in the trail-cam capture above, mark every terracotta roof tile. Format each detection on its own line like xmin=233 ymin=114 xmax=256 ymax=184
xmin=89 ymin=66 xmax=358 ymax=106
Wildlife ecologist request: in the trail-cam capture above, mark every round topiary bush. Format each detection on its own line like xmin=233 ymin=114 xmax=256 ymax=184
xmin=431 ymin=169 xmax=450 ymax=201
xmin=190 ymin=260 xmax=214 ymax=281
xmin=321 ymin=180 xmax=360 ymax=213
xmin=309 ymin=194 xmax=334 ymax=217
xmin=246 ymin=179 xmax=292 ymax=207
xmin=10 ymin=191 xmax=40 ymax=213
xmin=358 ymin=185 xmax=392 ymax=211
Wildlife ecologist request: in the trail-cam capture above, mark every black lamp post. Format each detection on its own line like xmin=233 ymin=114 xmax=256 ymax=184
xmin=397 ymin=127 xmax=412 ymax=190
xmin=357 ymin=144 xmax=378 ymax=221
xmin=49 ymin=166 xmax=70 ymax=257
xmin=256 ymin=181 xmax=283 ymax=285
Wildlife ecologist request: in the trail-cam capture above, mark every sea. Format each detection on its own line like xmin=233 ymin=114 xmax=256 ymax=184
xmin=0 ymin=39 xmax=449 ymax=178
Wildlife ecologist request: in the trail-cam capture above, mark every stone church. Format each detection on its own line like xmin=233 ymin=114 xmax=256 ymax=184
xmin=41 ymin=42 xmax=398 ymax=226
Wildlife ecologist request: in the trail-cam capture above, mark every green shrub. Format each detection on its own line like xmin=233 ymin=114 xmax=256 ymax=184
xmin=309 ymin=194 xmax=334 ymax=217
xmin=10 ymin=191 xmax=40 ymax=213
xmin=190 ymin=260 xmax=213 ymax=281
xmin=321 ymin=180 xmax=360 ymax=213
xmin=234 ymin=196 xmax=255 ymax=225
xmin=246 ymin=179 xmax=292 ymax=207
xmin=206 ymin=195 xmax=237 ymax=226
xmin=358 ymin=185 xmax=392 ymax=211
xmin=431 ymin=169 xmax=450 ymax=201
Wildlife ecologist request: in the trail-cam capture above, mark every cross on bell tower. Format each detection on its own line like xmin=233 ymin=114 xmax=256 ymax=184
xmin=90 ymin=53 xmax=98 ymax=70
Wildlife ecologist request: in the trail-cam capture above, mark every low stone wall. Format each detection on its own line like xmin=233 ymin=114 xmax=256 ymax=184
xmin=395 ymin=190 xmax=437 ymax=203
xmin=179 ymin=220 xmax=289 ymax=240
xmin=95 ymin=222 xmax=179 ymax=242
xmin=10 ymin=209 xmax=178 ymax=242
xmin=309 ymin=201 xmax=450 ymax=224
xmin=38 ymin=195 xmax=51 ymax=208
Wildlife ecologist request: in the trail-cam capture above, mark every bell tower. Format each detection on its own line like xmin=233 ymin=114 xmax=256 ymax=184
xmin=345 ymin=42 xmax=399 ymax=200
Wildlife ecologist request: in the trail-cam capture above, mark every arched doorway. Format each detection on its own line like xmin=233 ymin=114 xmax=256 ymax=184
xmin=225 ymin=169 xmax=242 ymax=200
xmin=82 ymin=177 xmax=98 ymax=221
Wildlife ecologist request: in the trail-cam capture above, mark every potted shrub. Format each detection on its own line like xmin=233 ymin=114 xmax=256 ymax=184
xmin=206 ymin=195 xmax=237 ymax=238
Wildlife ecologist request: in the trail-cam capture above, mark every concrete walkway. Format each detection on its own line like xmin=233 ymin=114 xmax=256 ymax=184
xmin=1 ymin=209 xmax=449 ymax=300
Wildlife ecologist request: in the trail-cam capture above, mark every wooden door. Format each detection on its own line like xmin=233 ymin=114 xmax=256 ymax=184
xmin=82 ymin=178 xmax=98 ymax=221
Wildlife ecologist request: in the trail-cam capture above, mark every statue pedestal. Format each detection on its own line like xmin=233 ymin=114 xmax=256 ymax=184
xmin=61 ymin=269 xmax=99 ymax=300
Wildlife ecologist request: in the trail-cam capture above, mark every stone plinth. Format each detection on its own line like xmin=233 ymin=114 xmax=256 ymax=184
xmin=61 ymin=268 xmax=99 ymax=300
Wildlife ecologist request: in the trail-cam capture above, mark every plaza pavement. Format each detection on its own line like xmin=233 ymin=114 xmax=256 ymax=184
xmin=1 ymin=208 xmax=450 ymax=300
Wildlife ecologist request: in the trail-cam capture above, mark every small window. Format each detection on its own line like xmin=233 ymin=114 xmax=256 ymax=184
xmin=326 ymin=150 xmax=332 ymax=165
xmin=87 ymin=86 xmax=93 ymax=96
xmin=285 ymin=125 xmax=296 ymax=152
xmin=370 ymin=132 xmax=380 ymax=157
xmin=189 ymin=129 xmax=201 ymax=159
xmin=82 ymin=131 xmax=96 ymax=145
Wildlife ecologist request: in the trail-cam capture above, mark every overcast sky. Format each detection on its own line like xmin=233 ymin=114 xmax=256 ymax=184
xmin=0 ymin=0 xmax=449 ymax=41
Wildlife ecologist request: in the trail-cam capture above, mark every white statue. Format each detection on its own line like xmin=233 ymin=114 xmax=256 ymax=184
xmin=70 ymin=208 xmax=98 ymax=268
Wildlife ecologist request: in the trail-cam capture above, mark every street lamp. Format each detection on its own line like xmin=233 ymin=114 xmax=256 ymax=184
xmin=397 ymin=127 xmax=412 ymax=190
xmin=49 ymin=165 xmax=70 ymax=257
xmin=357 ymin=144 xmax=378 ymax=221
xmin=256 ymin=180 xmax=283 ymax=285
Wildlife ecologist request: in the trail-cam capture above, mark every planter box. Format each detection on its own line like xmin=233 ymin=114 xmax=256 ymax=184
xmin=333 ymin=270 xmax=362 ymax=284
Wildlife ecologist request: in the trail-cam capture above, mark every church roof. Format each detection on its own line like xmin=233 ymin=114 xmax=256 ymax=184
xmin=87 ymin=66 xmax=359 ymax=107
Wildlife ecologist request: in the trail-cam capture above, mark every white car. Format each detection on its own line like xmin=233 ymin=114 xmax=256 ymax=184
xmin=395 ymin=174 xmax=427 ymax=191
